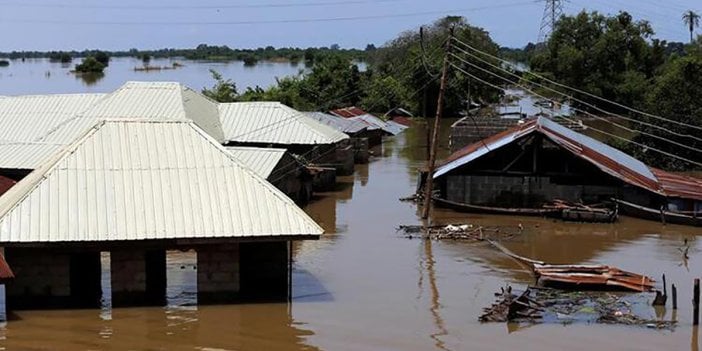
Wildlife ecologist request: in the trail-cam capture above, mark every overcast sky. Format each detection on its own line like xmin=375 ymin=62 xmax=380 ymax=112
xmin=0 ymin=0 xmax=698 ymax=51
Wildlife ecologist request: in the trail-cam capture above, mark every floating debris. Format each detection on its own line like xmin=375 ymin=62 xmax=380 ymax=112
xmin=534 ymin=264 xmax=656 ymax=292
xmin=397 ymin=224 xmax=521 ymax=241
xmin=480 ymin=286 xmax=676 ymax=330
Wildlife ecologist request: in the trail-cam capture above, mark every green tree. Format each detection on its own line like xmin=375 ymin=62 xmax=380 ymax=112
xmin=75 ymin=56 xmax=106 ymax=73
xmin=202 ymin=69 xmax=238 ymax=102
xmin=683 ymin=10 xmax=700 ymax=43
xmin=529 ymin=11 xmax=659 ymax=111
xmin=635 ymin=56 xmax=702 ymax=170
xmin=94 ymin=51 xmax=110 ymax=66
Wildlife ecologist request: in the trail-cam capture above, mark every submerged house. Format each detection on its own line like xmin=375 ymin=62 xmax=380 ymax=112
xmin=219 ymin=102 xmax=354 ymax=176
xmin=432 ymin=117 xmax=702 ymax=225
xmin=226 ymin=146 xmax=312 ymax=204
xmin=329 ymin=106 xmax=408 ymax=138
xmin=304 ymin=112 xmax=371 ymax=163
xmin=0 ymin=119 xmax=323 ymax=310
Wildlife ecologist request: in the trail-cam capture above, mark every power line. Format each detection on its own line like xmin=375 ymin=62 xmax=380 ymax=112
xmin=450 ymin=38 xmax=702 ymax=145
xmin=449 ymin=52 xmax=702 ymax=156
xmin=447 ymin=60 xmax=702 ymax=167
xmin=0 ymin=2 xmax=540 ymax=26
xmin=0 ymin=0 xmax=404 ymax=10
xmin=450 ymin=36 xmax=702 ymax=133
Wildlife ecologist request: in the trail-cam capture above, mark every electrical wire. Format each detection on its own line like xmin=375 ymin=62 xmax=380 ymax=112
xmin=450 ymin=39 xmax=702 ymax=144
xmin=448 ymin=60 xmax=702 ymax=167
xmin=451 ymin=36 xmax=702 ymax=132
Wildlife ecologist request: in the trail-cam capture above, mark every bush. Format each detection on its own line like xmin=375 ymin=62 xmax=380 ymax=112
xmin=75 ymin=56 xmax=106 ymax=73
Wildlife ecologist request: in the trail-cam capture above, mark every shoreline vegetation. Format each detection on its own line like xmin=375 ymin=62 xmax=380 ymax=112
xmin=2 ymin=12 xmax=701 ymax=171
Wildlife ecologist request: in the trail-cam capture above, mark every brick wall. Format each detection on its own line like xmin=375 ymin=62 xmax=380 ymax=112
xmin=6 ymin=249 xmax=70 ymax=298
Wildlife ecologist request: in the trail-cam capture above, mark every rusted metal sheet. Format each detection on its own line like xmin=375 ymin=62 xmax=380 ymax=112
xmin=534 ymin=264 xmax=655 ymax=292
xmin=0 ymin=175 xmax=16 ymax=196
xmin=435 ymin=117 xmax=702 ymax=202
xmin=329 ymin=106 xmax=367 ymax=118
xmin=0 ymin=253 xmax=14 ymax=281
xmin=651 ymin=168 xmax=702 ymax=201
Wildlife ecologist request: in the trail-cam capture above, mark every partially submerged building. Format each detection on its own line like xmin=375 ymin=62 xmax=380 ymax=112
xmin=0 ymin=119 xmax=323 ymax=310
xmin=226 ymin=146 xmax=312 ymax=204
xmin=219 ymin=102 xmax=354 ymax=176
xmin=329 ymin=106 xmax=407 ymax=138
xmin=432 ymin=117 xmax=702 ymax=225
xmin=304 ymin=112 xmax=371 ymax=163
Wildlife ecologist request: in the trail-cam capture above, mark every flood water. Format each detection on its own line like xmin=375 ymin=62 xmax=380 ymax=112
xmin=0 ymin=57 xmax=304 ymax=95
xmin=2 ymin=117 xmax=702 ymax=349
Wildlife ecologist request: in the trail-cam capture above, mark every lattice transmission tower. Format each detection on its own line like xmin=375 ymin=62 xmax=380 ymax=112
xmin=538 ymin=0 xmax=566 ymax=42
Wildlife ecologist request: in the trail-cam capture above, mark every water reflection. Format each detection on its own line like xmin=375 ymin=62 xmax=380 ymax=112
xmin=75 ymin=72 xmax=105 ymax=86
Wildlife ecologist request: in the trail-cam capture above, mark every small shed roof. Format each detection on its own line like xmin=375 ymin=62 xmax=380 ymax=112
xmin=219 ymin=102 xmax=349 ymax=145
xmin=329 ymin=106 xmax=367 ymax=118
xmin=0 ymin=119 xmax=323 ymax=244
xmin=303 ymin=112 xmax=368 ymax=134
xmin=434 ymin=117 xmax=702 ymax=201
xmin=226 ymin=146 xmax=288 ymax=179
xmin=349 ymin=114 xmax=406 ymax=136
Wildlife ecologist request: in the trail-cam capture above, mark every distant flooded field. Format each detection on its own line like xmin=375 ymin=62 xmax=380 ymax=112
xmin=1 ymin=119 xmax=700 ymax=349
xmin=0 ymin=57 xmax=305 ymax=95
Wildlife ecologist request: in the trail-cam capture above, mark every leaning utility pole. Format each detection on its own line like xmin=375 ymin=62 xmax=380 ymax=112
xmin=538 ymin=0 xmax=565 ymax=42
xmin=421 ymin=28 xmax=453 ymax=220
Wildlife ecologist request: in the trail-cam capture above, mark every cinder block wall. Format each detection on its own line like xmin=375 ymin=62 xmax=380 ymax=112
xmin=6 ymin=249 xmax=71 ymax=298
xmin=445 ymin=175 xmax=618 ymax=207
xmin=197 ymin=244 xmax=240 ymax=304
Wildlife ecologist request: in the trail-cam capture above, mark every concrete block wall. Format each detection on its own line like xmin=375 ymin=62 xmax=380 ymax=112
xmin=445 ymin=175 xmax=614 ymax=207
xmin=111 ymin=250 xmax=146 ymax=294
xmin=450 ymin=118 xmax=522 ymax=152
xmin=351 ymin=137 xmax=370 ymax=164
xmin=197 ymin=244 xmax=240 ymax=304
xmin=6 ymin=249 xmax=70 ymax=298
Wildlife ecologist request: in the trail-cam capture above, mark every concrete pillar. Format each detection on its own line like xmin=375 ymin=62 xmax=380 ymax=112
xmin=111 ymin=249 xmax=166 ymax=307
xmin=239 ymin=241 xmax=289 ymax=301
xmin=5 ymin=248 xmax=101 ymax=309
xmin=197 ymin=244 xmax=240 ymax=304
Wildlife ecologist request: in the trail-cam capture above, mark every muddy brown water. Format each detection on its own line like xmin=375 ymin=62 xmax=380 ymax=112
xmin=1 ymin=119 xmax=701 ymax=350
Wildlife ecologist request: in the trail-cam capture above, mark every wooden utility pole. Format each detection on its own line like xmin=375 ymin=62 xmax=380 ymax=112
xmin=421 ymin=29 xmax=453 ymax=219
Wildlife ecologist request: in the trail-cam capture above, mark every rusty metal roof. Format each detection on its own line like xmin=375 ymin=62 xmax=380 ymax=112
xmin=329 ymin=106 xmax=367 ymax=118
xmin=0 ymin=253 xmax=14 ymax=281
xmin=0 ymin=175 xmax=16 ymax=196
xmin=435 ymin=117 xmax=702 ymax=201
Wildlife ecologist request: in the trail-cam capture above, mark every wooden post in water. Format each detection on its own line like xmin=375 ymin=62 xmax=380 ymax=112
xmin=694 ymin=278 xmax=700 ymax=326
xmin=421 ymin=28 xmax=453 ymax=220
xmin=672 ymin=284 xmax=678 ymax=310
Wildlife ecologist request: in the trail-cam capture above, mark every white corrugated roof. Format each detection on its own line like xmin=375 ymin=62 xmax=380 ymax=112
xmin=349 ymin=114 xmax=405 ymax=135
xmin=303 ymin=112 xmax=368 ymax=134
xmin=0 ymin=82 xmax=227 ymax=170
xmin=0 ymin=93 xmax=106 ymax=170
xmin=0 ymin=119 xmax=323 ymax=243
xmin=225 ymin=146 xmax=287 ymax=179
xmin=219 ymin=102 xmax=349 ymax=145
xmin=0 ymin=93 xmax=105 ymax=143
xmin=80 ymin=81 xmax=225 ymax=143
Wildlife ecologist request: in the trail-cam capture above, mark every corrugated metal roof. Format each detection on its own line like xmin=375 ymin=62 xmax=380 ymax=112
xmin=651 ymin=168 xmax=702 ymax=201
xmin=225 ymin=146 xmax=287 ymax=179
xmin=303 ymin=112 xmax=368 ymax=134
xmin=0 ymin=93 xmax=105 ymax=143
xmin=0 ymin=175 xmax=16 ymax=196
xmin=349 ymin=114 xmax=406 ymax=136
xmin=0 ymin=119 xmax=323 ymax=243
xmin=0 ymin=82 xmax=227 ymax=171
xmin=219 ymin=102 xmax=349 ymax=145
xmin=434 ymin=117 xmax=669 ymax=198
xmin=329 ymin=106 xmax=367 ymax=118
xmin=80 ymin=81 xmax=225 ymax=143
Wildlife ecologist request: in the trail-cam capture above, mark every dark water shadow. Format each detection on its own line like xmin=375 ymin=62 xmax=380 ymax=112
xmin=292 ymin=268 xmax=333 ymax=303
